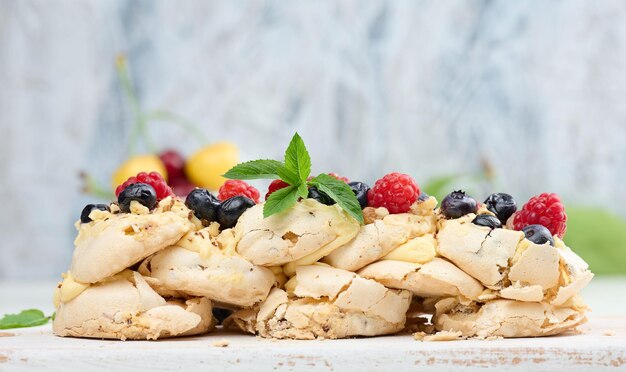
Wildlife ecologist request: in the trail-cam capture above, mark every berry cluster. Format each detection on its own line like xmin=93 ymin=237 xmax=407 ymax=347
xmin=185 ymin=188 xmax=256 ymax=229
xmin=113 ymin=171 xmax=260 ymax=229
xmin=219 ymin=180 xmax=260 ymax=203
xmin=115 ymin=171 xmax=174 ymax=201
xmin=96 ymin=165 xmax=570 ymax=247
xmin=513 ymin=192 xmax=567 ymax=238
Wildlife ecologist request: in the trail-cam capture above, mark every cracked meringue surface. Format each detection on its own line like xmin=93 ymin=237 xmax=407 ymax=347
xmin=232 ymin=199 xmax=360 ymax=274
xmin=53 ymin=271 xmax=215 ymax=340
xmin=436 ymin=214 xmax=594 ymax=305
xmin=324 ymin=198 xmax=437 ymax=272
xmin=138 ymin=227 xmax=275 ymax=307
xmin=70 ymin=198 xmax=193 ymax=284
xmin=358 ymin=258 xmax=484 ymax=301
xmin=226 ymin=265 xmax=412 ymax=339
xmin=432 ymin=297 xmax=587 ymax=338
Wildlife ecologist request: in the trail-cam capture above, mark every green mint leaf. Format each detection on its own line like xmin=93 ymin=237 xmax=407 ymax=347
xmin=276 ymin=166 xmax=301 ymax=186
xmin=283 ymin=133 xmax=311 ymax=184
xmin=0 ymin=309 xmax=51 ymax=330
xmin=309 ymin=174 xmax=364 ymax=224
xmin=263 ymin=185 xmax=299 ymax=218
xmin=223 ymin=159 xmax=284 ymax=180
xmin=296 ymin=182 xmax=309 ymax=199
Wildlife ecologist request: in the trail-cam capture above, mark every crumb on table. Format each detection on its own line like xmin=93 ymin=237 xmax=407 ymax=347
xmin=603 ymin=329 xmax=616 ymax=336
xmin=212 ymin=339 xmax=230 ymax=347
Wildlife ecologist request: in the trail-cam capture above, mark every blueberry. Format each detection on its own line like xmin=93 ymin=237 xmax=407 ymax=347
xmin=217 ymin=196 xmax=256 ymax=229
xmin=80 ymin=204 xmax=110 ymax=223
xmin=212 ymin=308 xmax=233 ymax=325
xmin=522 ymin=224 xmax=554 ymax=246
xmin=118 ymin=183 xmax=157 ymax=213
xmin=440 ymin=190 xmax=478 ymax=218
xmin=418 ymin=192 xmax=430 ymax=202
xmin=348 ymin=182 xmax=370 ymax=209
xmin=484 ymin=193 xmax=517 ymax=224
xmin=308 ymin=187 xmax=335 ymax=205
xmin=472 ymin=214 xmax=502 ymax=229
xmin=186 ymin=188 xmax=220 ymax=222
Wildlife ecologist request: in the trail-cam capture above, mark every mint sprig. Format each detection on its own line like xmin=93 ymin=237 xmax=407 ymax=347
xmin=308 ymin=174 xmax=363 ymax=223
xmin=264 ymin=184 xmax=300 ymax=217
xmin=223 ymin=133 xmax=364 ymax=223
xmin=0 ymin=309 xmax=52 ymax=330
xmin=283 ymin=133 xmax=311 ymax=182
xmin=223 ymin=159 xmax=284 ymax=180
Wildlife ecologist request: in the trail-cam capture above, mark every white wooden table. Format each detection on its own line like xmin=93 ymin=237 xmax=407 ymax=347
xmin=1 ymin=278 xmax=625 ymax=371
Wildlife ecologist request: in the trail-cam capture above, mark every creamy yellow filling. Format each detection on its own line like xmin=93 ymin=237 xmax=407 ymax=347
xmin=284 ymin=276 xmax=297 ymax=295
xmin=54 ymin=269 xmax=138 ymax=308
xmin=381 ymin=234 xmax=437 ymax=264
xmin=54 ymin=271 xmax=90 ymax=307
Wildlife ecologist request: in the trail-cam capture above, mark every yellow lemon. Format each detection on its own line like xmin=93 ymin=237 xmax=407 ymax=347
xmin=111 ymin=154 xmax=168 ymax=189
xmin=185 ymin=142 xmax=239 ymax=190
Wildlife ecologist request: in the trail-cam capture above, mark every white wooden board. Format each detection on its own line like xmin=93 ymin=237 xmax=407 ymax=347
xmin=0 ymin=316 xmax=623 ymax=371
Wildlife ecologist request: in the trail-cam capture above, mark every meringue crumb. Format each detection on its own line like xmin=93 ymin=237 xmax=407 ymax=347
xmin=603 ymin=329 xmax=616 ymax=336
xmin=0 ymin=332 xmax=15 ymax=337
xmin=415 ymin=330 xmax=466 ymax=341
xmin=212 ymin=339 xmax=230 ymax=347
xmin=483 ymin=335 xmax=503 ymax=341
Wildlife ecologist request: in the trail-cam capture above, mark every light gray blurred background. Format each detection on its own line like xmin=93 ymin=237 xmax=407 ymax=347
xmin=1 ymin=0 xmax=625 ymax=280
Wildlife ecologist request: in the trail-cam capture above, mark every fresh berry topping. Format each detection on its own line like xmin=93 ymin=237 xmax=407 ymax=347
xmin=327 ymin=173 xmax=350 ymax=183
xmin=218 ymin=180 xmax=260 ymax=203
xmin=484 ymin=193 xmax=517 ymax=224
xmin=169 ymin=177 xmax=196 ymax=197
xmin=308 ymin=187 xmax=335 ymax=205
xmin=418 ymin=192 xmax=430 ymax=202
xmin=367 ymin=172 xmax=420 ymax=214
xmin=159 ymin=149 xmax=186 ymax=181
xmin=472 ymin=214 xmax=502 ymax=229
xmin=265 ymin=179 xmax=290 ymax=200
xmin=80 ymin=204 xmax=109 ymax=223
xmin=118 ymin=183 xmax=157 ymax=212
xmin=185 ymin=188 xmax=220 ymax=222
xmin=513 ymin=193 xmax=567 ymax=238
xmin=349 ymin=181 xmax=370 ymax=209
xmin=522 ymin=224 xmax=555 ymax=246
xmin=217 ymin=196 xmax=256 ymax=229
xmin=440 ymin=190 xmax=478 ymax=219
xmin=307 ymin=173 xmax=349 ymax=183
xmin=115 ymin=172 xmax=174 ymax=201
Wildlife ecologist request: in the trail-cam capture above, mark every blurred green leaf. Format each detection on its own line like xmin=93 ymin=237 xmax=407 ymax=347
xmin=0 ymin=309 xmax=51 ymax=329
xmin=564 ymin=206 xmax=626 ymax=274
xmin=422 ymin=174 xmax=459 ymax=201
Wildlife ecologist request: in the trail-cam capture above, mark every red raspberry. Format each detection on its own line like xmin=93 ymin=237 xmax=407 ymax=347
xmin=327 ymin=173 xmax=350 ymax=183
xmin=265 ymin=179 xmax=290 ymax=200
xmin=513 ymin=192 xmax=567 ymax=238
xmin=307 ymin=173 xmax=350 ymax=182
xmin=115 ymin=172 xmax=175 ymax=201
xmin=219 ymin=180 xmax=260 ymax=203
xmin=367 ymin=172 xmax=420 ymax=214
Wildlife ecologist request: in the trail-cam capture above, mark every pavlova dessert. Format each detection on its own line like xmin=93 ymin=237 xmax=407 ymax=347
xmin=53 ymin=133 xmax=592 ymax=341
